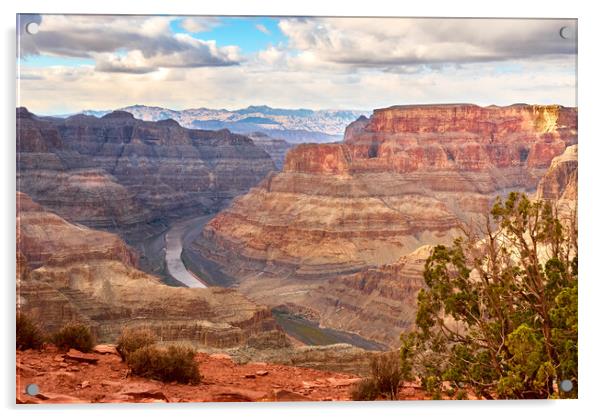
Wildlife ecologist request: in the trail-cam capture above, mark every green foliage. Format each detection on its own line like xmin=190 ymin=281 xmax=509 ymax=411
xmin=16 ymin=313 xmax=45 ymax=350
xmin=550 ymin=280 xmax=578 ymax=398
xmin=402 ymin=193 xmax=577 ymax=399
xmin=117 ymin=327 xmax=157 ymax=361
xmin=52 ymin=323 xmax=95 ymax=352
xmin=127 ymin=344 xmax=201 ymax=384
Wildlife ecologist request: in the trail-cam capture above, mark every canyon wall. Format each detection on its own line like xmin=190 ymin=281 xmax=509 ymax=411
xmin=17 ymin=108 xmax=275 ymax=237
xmin=194 ymin=104 xmax=577 ymax=280
xmin=249 ymin=132 xmax=294 ymax=170
xmin=536 ymin=144 xmax=578 ymax=202
xmin=17 ymin=192 xmax=286 ymax=349
xmin=190 ymin=103 xmax=577 ymax=347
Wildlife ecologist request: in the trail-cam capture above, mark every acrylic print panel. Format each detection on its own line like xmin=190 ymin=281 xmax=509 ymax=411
xmin=16 ymin=14 xmax=577 ymax=403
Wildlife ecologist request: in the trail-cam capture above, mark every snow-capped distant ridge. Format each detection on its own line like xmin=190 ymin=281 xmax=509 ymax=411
xmin=77 ymin=104 xmax=368 ymax=143
xmin=79 ymin=109 xmax=112 ymax=118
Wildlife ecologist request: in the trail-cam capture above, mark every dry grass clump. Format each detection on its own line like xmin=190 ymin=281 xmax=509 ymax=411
xmin=351 ymin=351 xmax=403 ymax=400
xmin=127 ymin=344 xmax=201 ymax=384
xmin=16 ymin=313 xmax=45 ymax=350
xmin=52 ymin=323 xmax=95 ymax=352
xmin=116 ymin=327 xmax=156 ymax=361
xmin=117 ymin=326 xmax=201 ymax=384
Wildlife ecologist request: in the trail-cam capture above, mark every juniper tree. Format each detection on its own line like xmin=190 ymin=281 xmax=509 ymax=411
xmin=400 ymin=192 xmax=577 ymax=399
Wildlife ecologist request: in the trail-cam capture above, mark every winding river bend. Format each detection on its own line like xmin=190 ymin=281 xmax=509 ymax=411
xmin=149 ymin=213 xmax=388 ymax=350
xmin=164 ymin=215 xmax=214 ymax=288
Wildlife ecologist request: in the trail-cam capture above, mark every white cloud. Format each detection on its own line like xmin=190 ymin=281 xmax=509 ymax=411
xmin=255 ymin=24 xmax=271 ymax=35
xmin=19 ymin=15 xmax=240 ymax=72
xmin=18 ymin=56 xmax=576 ymax=115
xmin=180 ymin=17 xmax=221 ymax=33
xmin=94 ymin=51 xmax=158 ymax=74
xmin=278 ymin=18 xmax=577 ymax=67
xmin=256 ymin=46 xmax=287 ymax=66
xmin=17 ymin=16 xmax=577 ymax=113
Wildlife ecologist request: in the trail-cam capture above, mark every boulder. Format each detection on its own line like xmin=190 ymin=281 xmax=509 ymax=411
xmin=93 ymin=345 xmax=120 ymax=356
xmin=272 ymin=389 xmax=312 ymax=402
xmin=211 ymin=388 xmax=268 ymax=402
xmin=64 ymin=349 xmax=99 ymax=364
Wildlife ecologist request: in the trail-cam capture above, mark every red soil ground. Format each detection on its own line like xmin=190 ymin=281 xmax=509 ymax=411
xmin=16 ymin=345 xmax=365 ymax=404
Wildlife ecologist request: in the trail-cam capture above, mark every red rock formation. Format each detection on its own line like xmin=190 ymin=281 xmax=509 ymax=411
xmin=536 ymin=144 xmax=578 ymax=202
xmin=16 ymin=193 xmax=284 ymax=349
xmin=341 ymin=104 xmax=576 ymax=172
xmin=195 ymin=104 xmax=576 ymax=278
xmin=248 ymin=132 xmax=294 ymax=170
xmin=17 ymin=108 xmax=275 ymax=236
xmin=357 ymin=104 xmax=574 ymax=135
xmin=283 ymin=143 xmax=351 ymax=174
xmin=17 ymin=192 xmax=138 ymax=269
xmin=189 ymin=103 xmax=577 ymax=347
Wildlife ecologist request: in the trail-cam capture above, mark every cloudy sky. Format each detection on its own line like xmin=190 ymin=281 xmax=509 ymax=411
xmin=17 ymin=15 xmax=577 ymax=114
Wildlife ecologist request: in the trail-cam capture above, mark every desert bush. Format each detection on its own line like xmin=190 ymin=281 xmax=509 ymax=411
xmin=16 ymin=313 xmax=45 ymax=350
xmin=117 ymin=326 xmax=156 ymax=361
xmin=351 ymin=378 xmax=379 ymax=401
xmin=370 ymin=351 xmax=404 ymax=399
xmin=52 ymin=323 xmax=95 ymax=352
xmin=352 ymin=351 xmax=403 ymax=400
xmin=127 ymin=344 xmax=201 ymax=384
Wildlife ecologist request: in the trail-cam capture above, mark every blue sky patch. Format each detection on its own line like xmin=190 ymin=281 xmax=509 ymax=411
xmin=171 ymin=17 xmax=286 ymax=54
xmin=19 ymin=55 xmax=94 ymax=68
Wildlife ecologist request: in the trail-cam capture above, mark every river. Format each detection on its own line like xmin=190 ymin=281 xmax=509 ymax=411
xmin=137 ymin=213 xmax=389 ymax=350
xmin=163 ymin=215 xmax=214 ymax=288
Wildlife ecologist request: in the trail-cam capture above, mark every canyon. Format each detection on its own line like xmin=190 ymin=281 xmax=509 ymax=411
xmin=16 ymin=190 xmax=382 ymax=372
xmin=17 ymin=192 xmax=285 ymax=350
xmin=17 ymin=107 xmax=275 ymax=238
xmin=248 ymin=132 xmax=294 ymax=170
xmin=536 ymin=144 xmax=578 ymax=204
xmin=189 ymin=103 xmax=578 ymax=347
xmin=16 ymin=102 xmax=578 ymax=355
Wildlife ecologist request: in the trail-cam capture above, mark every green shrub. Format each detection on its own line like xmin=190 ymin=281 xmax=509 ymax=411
xmin=16 ymin=313 xmax=45 ymax=350
xmin=351 ymin=352 xmax=402 ymax=401
xmin=117 ymin=327 xmax=156 ymax=361
xmin=408 ymin=193 xmax=578 ymax=399
xmin=127 ymin=344 xmax=201 ymax=384
xmin=52 ymin=323 xmax=95 ymax=352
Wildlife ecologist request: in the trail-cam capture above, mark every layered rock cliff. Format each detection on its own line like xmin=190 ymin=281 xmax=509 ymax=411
xmin=17 ymin=193 xmax=285 ymax=349
xmin=248 ymin=132 xmax=294 ymax=170
xmin=193 ymin=104 xmax=577 ymax=280
xmin=17 ymin=108 xmax=150 ymax=232
xmin=17 ymin=108 xmax=275 ymax=237
xmin=236 ymin=245 xmax=431 ymax=347
xmin=536 ymin=144 xmax=577 ymax=202
xmin=188 ymin=103 xmax=577 ymax=347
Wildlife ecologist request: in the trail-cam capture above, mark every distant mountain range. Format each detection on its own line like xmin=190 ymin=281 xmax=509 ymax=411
xmin=78 ymin=105 xmax=368 ymax=143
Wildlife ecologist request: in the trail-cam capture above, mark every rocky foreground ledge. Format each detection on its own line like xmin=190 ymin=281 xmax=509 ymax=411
xmin=16 ymin=344 xmax=368 ymax=403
